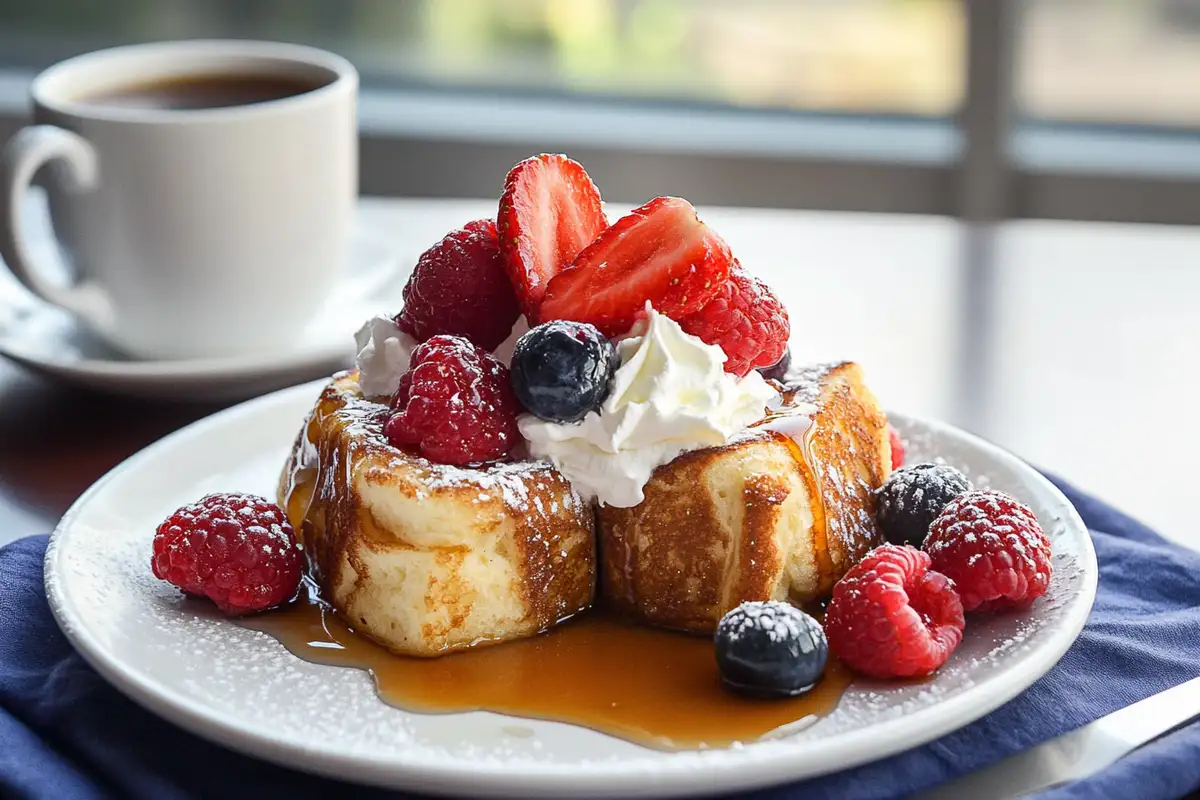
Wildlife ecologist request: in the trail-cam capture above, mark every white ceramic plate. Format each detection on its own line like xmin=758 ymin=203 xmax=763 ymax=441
xmin=44 ymin=381 xmax=1097 ymax=799
xmin=0 ymin=200 xmax=414 ymax=401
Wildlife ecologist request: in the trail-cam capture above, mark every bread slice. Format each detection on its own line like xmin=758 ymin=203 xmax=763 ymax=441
xmin=597 ymin=361 xmax=891 ymax=634
xmin=278 ymin=371 xmax=596 ymax=657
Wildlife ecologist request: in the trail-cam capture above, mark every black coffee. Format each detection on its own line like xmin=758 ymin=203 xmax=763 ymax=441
xmin=79 ymin=72 xmax=328 ymax=110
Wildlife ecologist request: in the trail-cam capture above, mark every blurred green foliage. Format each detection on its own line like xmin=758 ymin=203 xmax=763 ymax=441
xmin=0 ymin=0 xmax=961 ymax=114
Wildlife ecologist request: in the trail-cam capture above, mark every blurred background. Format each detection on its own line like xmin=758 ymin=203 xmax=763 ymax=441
xmin=0 ymin=0 xmax=1198 ymax=544
xmin=4 ymin=0 xmax=1200 ymax=124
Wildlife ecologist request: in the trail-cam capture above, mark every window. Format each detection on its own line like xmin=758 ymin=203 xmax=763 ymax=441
xmin=0 ymin=0 xmax=964 ymax=116
xmin=1017 ymin=0 xmax=1200 ymax=129
xmin=1 ymin=0 xmax=1198 ymax=542
xmin=0 ymin=0 xmax=1197 ymax=223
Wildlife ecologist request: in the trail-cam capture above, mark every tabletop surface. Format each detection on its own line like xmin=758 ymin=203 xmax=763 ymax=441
xmin=3 ymin=197 xmax=1200 ymax=554
xmin=2 ymin=197 xmax=1200 ymax=800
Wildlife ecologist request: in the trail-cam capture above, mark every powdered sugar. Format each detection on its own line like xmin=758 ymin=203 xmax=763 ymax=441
xmin=42 ymin=386 xmax=1097 ymax=790
xmin=783 ymin=362 xmax=840 ymax=406
xmin=721 ymin=601 xmax=809 ymax=646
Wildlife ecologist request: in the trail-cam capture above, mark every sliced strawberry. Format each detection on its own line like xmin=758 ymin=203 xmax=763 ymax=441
xmin=497 ymin=154 xmax=607 ymax=320
xmin=538 ymin=197 xmax=733 ymax=337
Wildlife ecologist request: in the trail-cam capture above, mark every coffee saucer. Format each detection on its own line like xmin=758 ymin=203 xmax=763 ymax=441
xmin=0 ymin=217 xmax=413 ymax=402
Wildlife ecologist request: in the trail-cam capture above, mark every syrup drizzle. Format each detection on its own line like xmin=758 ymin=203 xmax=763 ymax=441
xmin=241 ymin=584 xmax=853 ymax=751
xmin=754 ymin=394 xmax=835 ymax=582
xmin=254 ymin=378 xmax=854 ymax=750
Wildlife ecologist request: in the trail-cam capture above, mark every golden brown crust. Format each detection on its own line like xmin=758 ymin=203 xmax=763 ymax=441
xmin=597 ymin=361 xmax=890 ymax=634
xmin=800 ymin=363 xmax=892 ymax=585
xmin=733 ymin=473 xmax=792 ymax=604
xmin=278 ymin=372 xmax=596 ymax=656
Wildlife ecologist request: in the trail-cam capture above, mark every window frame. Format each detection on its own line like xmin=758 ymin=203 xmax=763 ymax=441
xmin=0 ymin=0 xmax=1194 ymax=226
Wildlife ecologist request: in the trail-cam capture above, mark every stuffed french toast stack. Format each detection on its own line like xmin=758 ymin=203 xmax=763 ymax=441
xmin=151 ymin=151 xmax=1055 ymax=701
xmin=277 ymin=371 xmax=596 ymax=657
xmin=276 ymin=153 xmax=894 ymax=657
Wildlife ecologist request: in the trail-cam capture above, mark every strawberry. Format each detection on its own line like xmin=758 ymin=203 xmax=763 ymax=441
xmin=538 ymin=197 xmax=733 ymax=337
xmin=497 ymin=154 xmax=607 ymax=320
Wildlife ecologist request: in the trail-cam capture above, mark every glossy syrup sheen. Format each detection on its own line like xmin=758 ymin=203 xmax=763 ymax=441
xmin=755 ymin=393 xmax=834 ymax=581
xmin=241 ymin=585 xmax=854 ymax=751
xmin=771 ymin=428 xmax=833 ymax=576
xmin=256 ymin=377 xmax=853 ymax=749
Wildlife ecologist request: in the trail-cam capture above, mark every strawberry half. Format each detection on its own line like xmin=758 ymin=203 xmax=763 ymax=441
xmin=497 ymin=154 xmax=607 ymax=320
xmin=538 ymin=197 xmax=733 ymax=337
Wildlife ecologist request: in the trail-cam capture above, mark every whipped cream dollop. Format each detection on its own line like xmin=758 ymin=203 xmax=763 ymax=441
xmin=354 ymin=315 xmax=417 ymax=399
xmin=519 ymin=307 xmax=778 ymax=508
xmin=492 ymin=315 xmax=531 ymax=366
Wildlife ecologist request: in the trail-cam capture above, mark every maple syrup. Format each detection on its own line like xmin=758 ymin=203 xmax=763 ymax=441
xmin=256 ymin=376 xmax=855 ymax=749
xmin=241 ymin=583 xmax=853 ymax=751
xmin=755 ymin=401 xmax=834 ymax=580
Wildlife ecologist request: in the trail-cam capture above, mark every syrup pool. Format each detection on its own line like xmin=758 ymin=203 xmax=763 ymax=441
xmin=240 ymin=584 xmax=854 ymax=751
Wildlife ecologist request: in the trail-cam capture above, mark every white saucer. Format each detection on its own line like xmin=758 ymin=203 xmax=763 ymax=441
xmin=44 ymin=383 xmax=1098 ymax=798
xmin=0 ymin=205 xmax=414 ymax=402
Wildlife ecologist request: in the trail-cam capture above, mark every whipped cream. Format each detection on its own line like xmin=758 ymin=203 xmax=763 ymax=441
xmin=519 ymin=307 xmax=778 ymax=508
xmin=353 ymin=315 xmax=417 ymax=399
xmin=492 ymin=315 xmax=531 ymax=365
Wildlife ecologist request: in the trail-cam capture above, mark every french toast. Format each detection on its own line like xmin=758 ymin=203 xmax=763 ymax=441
xmin=598 ymin=361 xmax=891 ymax=634
xmin=278 ymin=371 xmax=596 ymax=657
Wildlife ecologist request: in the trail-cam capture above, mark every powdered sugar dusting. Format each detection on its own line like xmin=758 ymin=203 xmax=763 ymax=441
xmin=722 ymin=601 xmax=809 ymax=647
xmin=782 ymin=362 xmax=840 ymax=406
xmin=43 ymin=388 xmax=1097 ymax=791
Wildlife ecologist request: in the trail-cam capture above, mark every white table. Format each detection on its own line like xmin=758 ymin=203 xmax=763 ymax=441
xmin=2 ymin=196 xmax=1198 ymax=554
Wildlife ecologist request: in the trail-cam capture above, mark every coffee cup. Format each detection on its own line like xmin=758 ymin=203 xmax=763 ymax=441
xmin=0 ymin=40 xmax=358 ymax=361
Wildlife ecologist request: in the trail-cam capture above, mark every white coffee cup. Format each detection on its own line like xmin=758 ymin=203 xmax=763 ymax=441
xmin=0 ymin=40 xmax=358 ymax=361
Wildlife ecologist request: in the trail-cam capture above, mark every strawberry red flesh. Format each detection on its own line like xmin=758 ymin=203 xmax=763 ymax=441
xmin=538 ymin=196 xmax=732 ymax=337
xmin=497 ymin=154 xmax=607 ymax=320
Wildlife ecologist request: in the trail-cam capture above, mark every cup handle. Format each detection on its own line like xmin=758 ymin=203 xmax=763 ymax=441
xmin=0 ymin=125 xmax=113 ymax=332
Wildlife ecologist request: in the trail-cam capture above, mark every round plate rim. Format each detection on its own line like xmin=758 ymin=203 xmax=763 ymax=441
xmin=44 ymin=380 xmax=1098 ymax=799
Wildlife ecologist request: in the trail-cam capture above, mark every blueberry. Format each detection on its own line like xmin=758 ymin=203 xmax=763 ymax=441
xmin=510 ymin=320 xmax=618 ymax=423
xmin=757 ymin=347 xmax=791 ymax=382
xmin=876 ymin=462 xmax=973 ymax=548
xmin=715 ymin=601 xmax=827 ymax=698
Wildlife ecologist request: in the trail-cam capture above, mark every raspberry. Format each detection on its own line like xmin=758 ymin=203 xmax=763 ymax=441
xmin=384 ymin=335 xmax=521 ymax=465
xmin=924 ymin=490 xmax=1052 ymax=612
xmin=396 ymin=219 xmax=521 ymax=351
xmin=888 ymin=425 xmax=905 ymax=470
xmin=824 ymin=544 xmax=965 ymax=679
xmin=678 ymin=264 xmax=790 ymax=377
xmin=151 ymin=493 xmax=303 ymax=616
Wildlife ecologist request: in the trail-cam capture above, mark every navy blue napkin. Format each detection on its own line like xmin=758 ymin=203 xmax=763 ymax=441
xmin=2 ymin=478 xmax=1199 ymax=800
